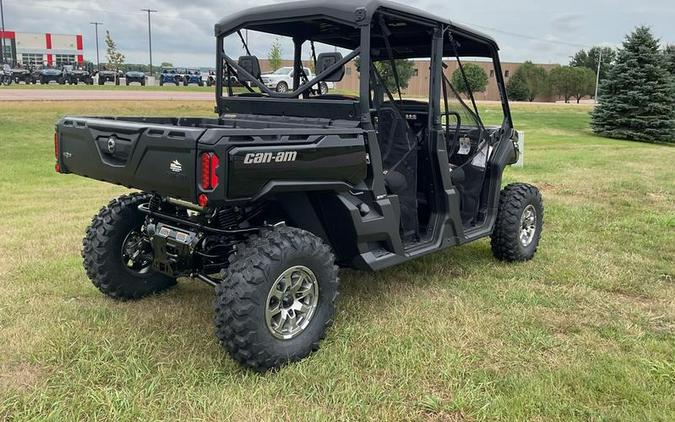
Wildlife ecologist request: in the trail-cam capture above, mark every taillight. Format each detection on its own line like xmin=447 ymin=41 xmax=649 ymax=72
xmin=199 ymin=152 xmax=219 ymax=190
xmin=54 ymin=131 xmax=61 ymax=173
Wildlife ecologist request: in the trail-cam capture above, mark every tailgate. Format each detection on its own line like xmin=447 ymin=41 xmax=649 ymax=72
xmin=57 ymin=117 xmax=206 ymax=202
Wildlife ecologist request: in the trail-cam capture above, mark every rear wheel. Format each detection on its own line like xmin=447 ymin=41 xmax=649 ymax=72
xmin=491 ymin=183 xmax=543 ymax=262
xmin=319 ymin=81 xmax=328 ymax=95
xmin=215 ymin=226 xmax=339 ymax=371
xmin=82 ymin=192 xmax=176 ymax=300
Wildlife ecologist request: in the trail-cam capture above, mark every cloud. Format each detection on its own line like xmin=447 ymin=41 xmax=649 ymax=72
xmin=2 ymin=0 xmax=674 ymax=66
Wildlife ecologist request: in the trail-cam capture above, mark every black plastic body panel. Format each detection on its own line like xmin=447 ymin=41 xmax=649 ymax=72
xmin=57 ymin=117 xmax=205 ymax=202
xmin=223 ymin=133 xmax=367 ymax=200
xmin=57 ymin=116 xmax=368 ymax=206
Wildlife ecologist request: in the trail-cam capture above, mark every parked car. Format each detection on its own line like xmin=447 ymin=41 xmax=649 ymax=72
xmin=125 ymin=70 xmax=147 ymax=86
xmin=159 ymin=68 xmax=181 ymax=86
xmin=35 ymin=66 xmax=63 ymax=84
xmin=97 ymin=68 xmax=122 ymax=85
xmin=62 ymin=64 xmax=93 ymax=85
xmin=53 ymin=0 xmax=541 ymax=372
xmin=183 ymin=69 xmax=204 ymax=86
xmin=261 ymin=66 xmax=330 ymax=94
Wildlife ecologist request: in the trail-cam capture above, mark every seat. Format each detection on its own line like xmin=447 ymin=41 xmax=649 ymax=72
xmin=376 ymin=103 xmax=419 ymax=241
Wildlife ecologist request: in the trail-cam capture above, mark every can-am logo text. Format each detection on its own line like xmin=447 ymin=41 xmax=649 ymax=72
xmin=243 ymin=151 xmax=298 ymax=164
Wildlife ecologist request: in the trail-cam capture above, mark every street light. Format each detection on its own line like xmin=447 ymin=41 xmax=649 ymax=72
xmin=1 ymin=0 xmax=7 ymax=64
xmin=594 ymin=49 xmax=603 ymax=104
xmin=90 ymin=22 xmax=103 ymax=72
xmin=141 ymin=9 xmax=157 ymax=76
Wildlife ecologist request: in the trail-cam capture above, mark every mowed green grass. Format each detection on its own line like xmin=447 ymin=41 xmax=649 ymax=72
xmin=0 ymin=101 xmax=673 ymax=421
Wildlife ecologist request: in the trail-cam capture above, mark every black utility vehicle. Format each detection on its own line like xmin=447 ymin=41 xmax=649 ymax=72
xmin=8 ymin=64 xmax=33 ymax=84
xmin=97 ymin=68 xmax=121 ymax=85
xmin=125 ymin=70 xmax=147 ymax=86
xmin=35 ymin=66 xmax=63 ymax=84
xmin=62 ymin=64 xmax=94 ymax=85
xmin=55 ymin=0 xmax=543 ymax=371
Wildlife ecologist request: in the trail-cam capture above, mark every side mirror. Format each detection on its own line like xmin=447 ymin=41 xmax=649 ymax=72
xmin=237 ymin=56 xmax=261 ymax=81
xmin=316 ymin=52 xmax=345 ymax=82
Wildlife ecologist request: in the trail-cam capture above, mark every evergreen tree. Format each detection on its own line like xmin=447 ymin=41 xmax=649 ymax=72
xmin=591 ymin=26 xmax=675 ymax=143
xmin=663 ymin=45 xmax=675 ymax=77
xmin=506 ymin=69 xmax=530 ymax=101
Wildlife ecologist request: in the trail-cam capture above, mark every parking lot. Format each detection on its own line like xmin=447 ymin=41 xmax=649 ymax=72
xmin=0 ymin=87 xmax=213 ymax=101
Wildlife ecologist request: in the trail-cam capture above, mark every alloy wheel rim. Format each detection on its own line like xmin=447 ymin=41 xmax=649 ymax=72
xmin=519 ymin=204 xmax=537 ymax=247
xmin=265 ymin=265 xmax=319 ymax=340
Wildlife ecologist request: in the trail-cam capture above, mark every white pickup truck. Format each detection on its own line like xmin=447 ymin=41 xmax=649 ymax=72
xmin=261 ymin=66 xmax=332 ymax=94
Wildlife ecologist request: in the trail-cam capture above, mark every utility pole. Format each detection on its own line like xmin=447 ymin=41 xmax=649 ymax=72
xmin=141 ymin=9 xmax=157 ymax=75
xmin=1 ymin=0 xmax=6 ymax=64
xmin=90 ymin=22 xmax=103 ymax=71
xmin=594 ymin=48 xmax=603 ymax=104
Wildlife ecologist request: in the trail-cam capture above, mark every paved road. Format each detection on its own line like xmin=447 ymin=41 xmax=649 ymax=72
xmin=0 ymin=89 xmax=214 ymax=101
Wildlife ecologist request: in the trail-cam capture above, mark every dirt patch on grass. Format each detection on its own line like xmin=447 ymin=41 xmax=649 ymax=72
xmin=0 ymin=362 xmax=47 ymax=392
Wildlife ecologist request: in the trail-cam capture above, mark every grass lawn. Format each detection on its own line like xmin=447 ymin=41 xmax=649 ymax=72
xmin=0 ymin=101 xmax=673 ymax=421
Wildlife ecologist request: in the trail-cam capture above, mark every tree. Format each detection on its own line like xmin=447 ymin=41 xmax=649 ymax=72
xmin=507 ymin=61 xmax=550 ymax=101
xmin=570 ymin=46 xmax=616 ymax=81
xmin=451 ymin=63 xmax=488 ymax=96
xmin=571 ymin=67 xmax=596 ymax=103
xmin=268 ymin=38 xmax=282 ymax=71
xmin=160 ymin=62 xmax=173 ymax=68
xmin=591 ymin=26 xmax=675 ymax=143
xmin=355 ymin=58 xmax=416 ymax=94
xmin=104 ymin=30 xmax=125 ymax=72
xmin=549 ymin=66 xmax=577 ymax=103
xmin=506 ymin=69 xmax=530 ymax=101
xmin=663 ymin=45 xmax=675 ymax=77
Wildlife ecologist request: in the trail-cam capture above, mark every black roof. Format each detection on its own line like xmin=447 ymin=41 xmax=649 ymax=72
xmin=214 ymin=0 xmax=499 ymax=56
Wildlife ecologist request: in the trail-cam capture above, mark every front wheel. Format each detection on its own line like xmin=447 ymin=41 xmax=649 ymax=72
xmin=215 ymin=226 xmax=339 ymax=371
xmin=491 ymin=183 xmax=543 ymax=262
xmin=275 ymin=81 xmax=288 ymax=93
xmin=82 ymin=192 xmax=176 ymax=300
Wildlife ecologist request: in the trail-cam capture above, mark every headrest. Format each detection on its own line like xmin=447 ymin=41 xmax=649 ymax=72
xmin=316 ymin=52 xmax=345 ymax=82
xmin=237 ymin=56 xmax=261 ymax=81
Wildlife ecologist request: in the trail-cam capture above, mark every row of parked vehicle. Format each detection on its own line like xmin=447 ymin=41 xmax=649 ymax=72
xmin=1 ymin=63 xmax=219 ymax=87
xmin=2 ymin=64 xmax=333 ymax=93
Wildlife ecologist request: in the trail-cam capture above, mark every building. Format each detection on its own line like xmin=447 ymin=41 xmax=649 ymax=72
xmin=254 ymin=58 xmax=556 ymax=102
xmin=0 ymin=31 xmax=84 ymax=67
xmin=335 ymin=60 xmax=559 ymax=102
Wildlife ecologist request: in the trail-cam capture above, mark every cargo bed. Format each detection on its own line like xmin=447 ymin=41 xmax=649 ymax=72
xmin=55 ymin=115 xmax=368 ymax=206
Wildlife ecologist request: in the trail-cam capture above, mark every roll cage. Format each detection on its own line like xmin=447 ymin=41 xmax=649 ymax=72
xmin=213 ymin=0 xmax=512 ymax=131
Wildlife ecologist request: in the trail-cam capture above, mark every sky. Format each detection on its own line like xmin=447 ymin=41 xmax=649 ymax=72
xmin=2 ymin=0 xmax=674 ymax=67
